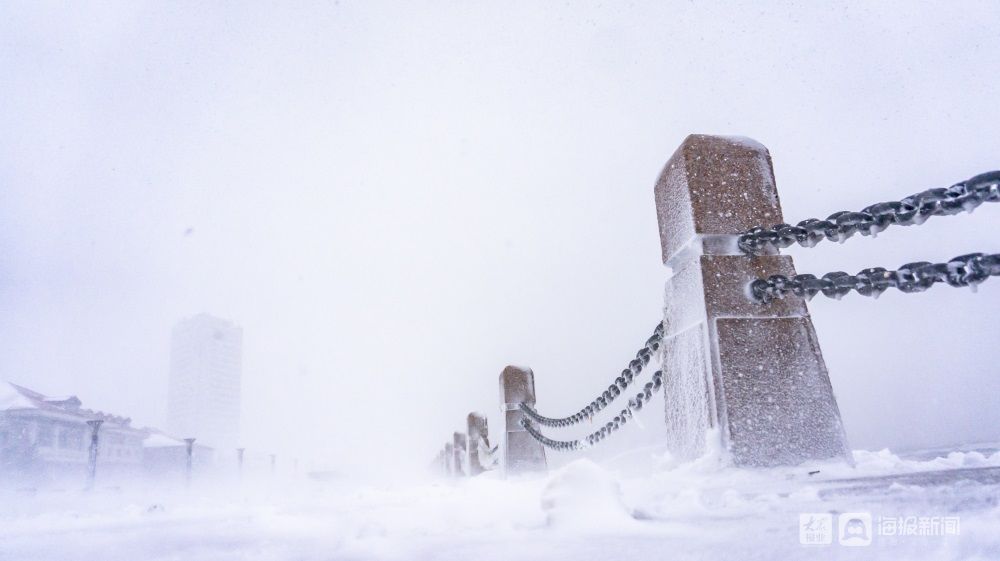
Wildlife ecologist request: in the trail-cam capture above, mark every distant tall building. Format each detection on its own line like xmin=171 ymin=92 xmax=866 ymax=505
xmin=167 ymin=314 xmax=242 ymax=449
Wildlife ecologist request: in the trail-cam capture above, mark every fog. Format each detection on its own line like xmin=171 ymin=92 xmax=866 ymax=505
xmin=2 ymin=1 xmax=999 ymax=477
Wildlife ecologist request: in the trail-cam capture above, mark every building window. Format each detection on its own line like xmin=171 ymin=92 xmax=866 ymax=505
xmin=59 ymin=427 xmax=85 ymax=450
xmin=35 ymin=424 xmax=55 ymax=448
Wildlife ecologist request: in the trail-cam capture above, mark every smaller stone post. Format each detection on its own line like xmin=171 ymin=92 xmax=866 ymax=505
xmin=499 ymin=366 xmax=546 ymax=476
xmin=467 ymin=413 xmax=489 ymax=476
xmin=184 ymin=438 xmax=196 ymax=486
xmin=85 ymin=419 xmax=103 ymax=490
xmin=269 ymin=454 xmax=277 ymax=476
xmin=431 ymin=450 xmax=443 ymax=474
xmin=236 ymin=448 xmax=245 ymax=477
xmin=452 ymin=432 xmax=467 ymax=477
xmin=444 ymin=442 xmax=455 ymax=476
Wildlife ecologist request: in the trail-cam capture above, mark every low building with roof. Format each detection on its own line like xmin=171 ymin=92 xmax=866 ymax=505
xmin=0 ymin=381 xmax=212 ymax=484
xmin=141 ymin=430 xmax=214 ymax=476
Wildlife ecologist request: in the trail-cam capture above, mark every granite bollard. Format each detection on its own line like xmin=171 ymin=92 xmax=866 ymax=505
xmin=655 ymin=134 xmax=851 ymax=467
xmin=453 ymin=432 xmax=467 ymax=477
xmin=444 ymin=442 xmax=455 ymax=476
xmin=467 ymin=412 xmax=489 ymax=476
xmin=499 ymin=366 xmax=547 ymax=476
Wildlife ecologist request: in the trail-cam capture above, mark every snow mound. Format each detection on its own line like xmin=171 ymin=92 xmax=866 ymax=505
xmin=540 ymin=459 xmax=636 ymax=532
xmin=851 ymin=448 xmax=1000 ymax=475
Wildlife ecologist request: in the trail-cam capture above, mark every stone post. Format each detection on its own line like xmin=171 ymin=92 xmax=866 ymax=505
xmin=444 ymin=442 xmax=454 ymax=476
xmin=184 ymin=438 xmax=196 ymax=486
xmin=85 ymin=419 xmax=103 ymax=490
xmin=466 ymin=413 xmax=489 ymax=476
xmin=433 ymin=450 xmax=445 ymax=475
xmin=655 ymin=134 xmax=851 ymax=467
xmin=499 ymin=366 xmax=547 ymax=476
xmin=452 ymin=432 xmax=467 ymax=477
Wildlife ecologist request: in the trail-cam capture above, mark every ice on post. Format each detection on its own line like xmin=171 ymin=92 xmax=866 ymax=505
xmin=655 ymin=134 xmax=852 ymax=467
xmin=499 ymin=365 xmax=547 ymax=476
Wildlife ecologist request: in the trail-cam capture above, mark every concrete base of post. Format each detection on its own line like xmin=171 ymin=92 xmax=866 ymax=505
xmin=499 ymin=366 xmax=547 ymax=476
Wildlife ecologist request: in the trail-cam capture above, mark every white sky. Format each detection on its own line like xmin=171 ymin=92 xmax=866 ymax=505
xmin=2 ymin=1 xmax=999 ymax=474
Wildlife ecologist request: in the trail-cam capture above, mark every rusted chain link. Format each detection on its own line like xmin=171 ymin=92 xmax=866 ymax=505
xmin=520 ymin=370 xmax=664 ymax=451
xmin=517 ymin=322 xmax=663 ymax=428
xmin=750 ymin=252 xmax=1000 ymax=303
xmin=738 ymin=171 xmax=1000 ymax=255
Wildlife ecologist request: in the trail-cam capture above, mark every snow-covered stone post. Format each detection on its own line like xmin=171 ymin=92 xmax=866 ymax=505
xmin=655 ymin=134 xmax=851 ymax=467
xmin=435 ymin=449 xmax=447 ymax=475
xmin=499 ymin=366 xmax=547 ymax=476
xmin=452 ymin=432 xmax=467 ymax=477
xmin=444 ymin=442 xmax=455 ymax=476
xmin=466 ymin=413 xmax=488 ymax=476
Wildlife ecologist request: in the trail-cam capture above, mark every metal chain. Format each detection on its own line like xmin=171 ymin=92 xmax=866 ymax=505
xmin=737 ymin=171 xmax=1000 ymax=255
xmin=750 ymin=252 xmax=1000 ymax=303
xmin=520 ymin=371 xmax=664 ymax=451
xmin=518 ymin=322 xmax=664 ymax=428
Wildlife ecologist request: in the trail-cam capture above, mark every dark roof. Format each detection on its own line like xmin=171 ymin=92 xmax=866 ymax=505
xmin=3 ymin=382 xmax=134 ymax=427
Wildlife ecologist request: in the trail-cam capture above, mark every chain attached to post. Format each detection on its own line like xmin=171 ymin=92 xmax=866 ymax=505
xmin=737 ymin=171 xmax=1000 ymax=255
xmin=520 ymin=371 xmax=664 ymax=451
xmin=476 ymin=435 xmax=499 ymax=470
xmin=750 ymin=252 xmax=1000 ymax=303
xmin=517 ymin=322 xmax=663 ymax=428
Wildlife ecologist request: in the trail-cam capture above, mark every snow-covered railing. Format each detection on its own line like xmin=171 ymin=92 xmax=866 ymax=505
xmin=737 ymin=171 xmax=1000 ymax=255
xmin=737 ymin=170 xmax=1000 ymax=303
xmin=518 ymin=323 xmax=663 ymax=429
xmin=520 ymin=370 xmax=664 ymax=451
xmin=509 ymin=324 xmax=669 ymax=455
xmin=434 ymin=134 xmax=997 ymax=475
xmin=509 ymin=135 xmax=840 ymax=469
xmin=433 ymin=411 xmax=497 ymax=478
xmin=750 ymin=252 xmax=1000 ymax=303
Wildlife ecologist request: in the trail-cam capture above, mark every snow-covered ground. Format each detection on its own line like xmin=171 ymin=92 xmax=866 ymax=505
xmin=2 ymin=445 xmax=1000 ymax=561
